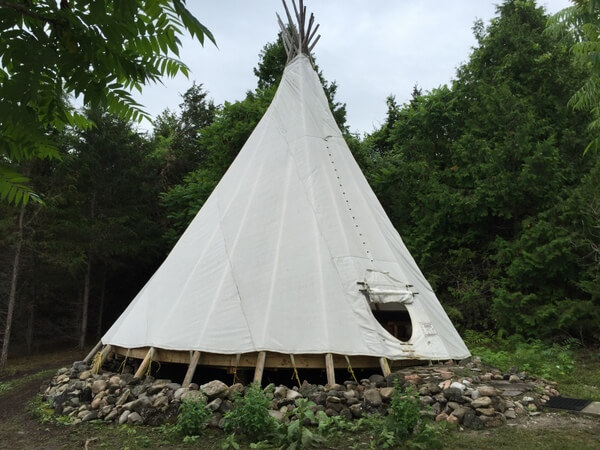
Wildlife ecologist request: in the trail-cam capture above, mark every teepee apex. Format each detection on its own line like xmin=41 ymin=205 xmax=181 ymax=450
xmin=277 ymin=0 xmax=321 ymax=63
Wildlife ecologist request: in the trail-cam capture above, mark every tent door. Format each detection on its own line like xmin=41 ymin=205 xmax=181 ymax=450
xmin=359 ymin=270 xmax=416 ymax=342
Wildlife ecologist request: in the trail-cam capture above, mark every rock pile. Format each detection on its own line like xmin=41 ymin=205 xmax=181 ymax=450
xmin=41 ymin=357 xmax=560 ymax=429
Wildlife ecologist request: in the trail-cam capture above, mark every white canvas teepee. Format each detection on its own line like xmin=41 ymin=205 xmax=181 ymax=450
xmin=101 ymin=1 xmax=469 ymax=379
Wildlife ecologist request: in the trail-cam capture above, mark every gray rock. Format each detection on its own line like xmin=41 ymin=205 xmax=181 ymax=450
xmin=127 ymin=412 xmax=143 ymax=424
xmin=116 ymin=388 xmax=131 ymax=407
xmin=274 ymin=386 xmax=288 ymax=398
xmin=451 ymin=407 xmax=470 ymax=421
xmin=91 ymin=380 xmax=107 ymax=395
xmin=369 ymin=374 xmax=385 ymax=384
xmin=339 ymin=406 xmax=353 ymax=421
xmin=450 ymin=382 xmax=466 ymax=391
xmin=505 ymin=409 xmax=516 ymax=419
xmin=363 ymin=389 xmax=382 ymax=407
xmin=147 ymin=383 xmax=166 ymax=395
xmin=104 ymin=409 xmax=119 ymax=422
xmin=286 ymin=390 xmax=302 ymax=401
xmin=79 ymin=370 xmax=92 ymax=381
xmin=343 ymin=389 xmax=357 ymax=400
xmin=379 ymin=387 xmax=395 ymax=402
xmin=446 ymin=401 xmax=460 ymax=410
xmin=219 ymin=399 xmax=233 ymax=414
xmin=174 ymin=387 xmax=189 ymax=400
xmin=153 ymin=395 xmax=169 ymax=409
xmin=419 ymin=396 xmax=434 ymax=406
xmin=462 ymin=410 xmax=482 ymax=429
xmin=346 ymin=397 xmax=359 ymax=406
xmin=118 ymin=410 xmax=130 ymax=425
xmin=471 ymin=396 xmax=492 ymax=408
xmin=476 ymin=407 xmax=495 ymax=416
xmin=207 ymin=398 xmax=222 ymax=412
xmin=309 ymin=392 xmax=327 ymax=405
xmin=443 ymin=387 xmax=463 ymax=403
xmin=477 ymin=386 xmax=498 ymax=397
xmin=200 ymin=380 xmax=229 ymax=399
xmin=181 ymin=390 xmax=204 ymax=402
xmin=81 ymin=411 xmax=98 ymax=422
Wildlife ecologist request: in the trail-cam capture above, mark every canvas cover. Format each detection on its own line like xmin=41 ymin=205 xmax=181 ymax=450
xmin=103 ymin=54 xmax=470 ymax=361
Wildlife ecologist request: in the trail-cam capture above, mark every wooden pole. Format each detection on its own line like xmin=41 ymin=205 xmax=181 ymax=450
xmin=83 ymin=340 xmax=102 ymax=364
xmin=253 ymin=351 xmax=267 ymax=385
xmin=182 ymin=351 xmax=201 ymax=388
xmin=325 ymin=353 xmax=335 ymax=386
xmin=134 ymin=347 xmax=155 ymax=379
xmin=379 ymin=357 xmax=391 ymax=377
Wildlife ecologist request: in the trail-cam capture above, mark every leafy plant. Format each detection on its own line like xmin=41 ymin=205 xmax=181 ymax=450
xmin=365 ymin=383 xmax=444 ymax=450
xmin=223 ymin=383 xmax=276 ymax=440
xmin=387 ymin=384 xmax=421 ymax=441
xmin=464 ymin=330 xmax=577 ymax=379
xmin=277 ymin=398 xmax=325 ymax=449
xmin=177 ymin=395 xmax=211 ymax=436
xmin=220 ymin=433 xmax=241 ymax=449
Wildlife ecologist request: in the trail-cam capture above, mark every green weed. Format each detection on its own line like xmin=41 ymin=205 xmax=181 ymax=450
xmin=177 ymin=395 xmax=211 ymax=436
xmin=223 ymin=383 xmax=276 ymax=440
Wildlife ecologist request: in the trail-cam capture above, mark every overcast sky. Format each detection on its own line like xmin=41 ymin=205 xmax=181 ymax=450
xmin=133 ymin=0 xmax=572 ymax=135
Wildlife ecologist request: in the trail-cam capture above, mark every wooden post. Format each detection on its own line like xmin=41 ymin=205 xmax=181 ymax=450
xmin=379 ymin=357 xmax=391 ymax=377
xmin=83 ymin=340 xmax=102 ymax=364
xmin=134 ymin=347 xmax=155 ymax=379
xmin=253 ymin=351 xmax=267 ymax=385
xmin=182 ymin=351 xmax=201 ymax=388
xmin=325 ymin=353 xmax=335 ymax=386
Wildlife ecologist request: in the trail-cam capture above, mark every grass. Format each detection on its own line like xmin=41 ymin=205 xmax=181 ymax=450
xmin=444 ymin=421 xmax=600 ymax=450
xmin=0 ymin=369 xmax=55 ymax=399
xmin=554 ymin=350 xmax=600 ymax=401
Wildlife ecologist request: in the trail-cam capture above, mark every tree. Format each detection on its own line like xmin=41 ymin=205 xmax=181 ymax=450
xmin=548 ymin=0 xmax=600 ymax=153
xmin=153 ymin=83 xmax=216 ymax=188
xmin=0 ymin=0 xmax=214 ymax=204
xmin=362 ymin=0 xmax=597 ymax=341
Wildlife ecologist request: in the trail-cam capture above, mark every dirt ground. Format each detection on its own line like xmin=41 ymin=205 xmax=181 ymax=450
xmin=1 ymin=350 xmax=599 ymax=449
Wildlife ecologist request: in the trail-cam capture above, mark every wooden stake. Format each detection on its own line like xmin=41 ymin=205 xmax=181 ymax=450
xmin=182 ymin=351 xmax=201 ymax=388
xmin=83 ymin=340 xmax=102 ymax=364
xmin=325 ymin=353 xmax=335 ymax=386
xmin=134 ymin=347 xmax=155 ymax=379
xmin=253 ymin=351 xmax=267 ymax=385
xmin=379 ymin=357 xmax=391 ymax=377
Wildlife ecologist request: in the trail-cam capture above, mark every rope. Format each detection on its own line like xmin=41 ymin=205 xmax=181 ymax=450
xmin=290 ymin=354 xmax=301 ymax=388
xmin=145 ymin=353 xmax=160 ymax=377
xmin=344 ymin=355 xmax=358 ymax=383
xmin=232 ymin=354 xmax=241 ymax=384
xmin=118 ymin=349 xmax=130 ymax=374
xmin=91 ymin=350 xmax=103 ymax=374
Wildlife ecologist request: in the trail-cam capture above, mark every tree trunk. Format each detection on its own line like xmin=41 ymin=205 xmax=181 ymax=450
xmin=26 ymin=300 xmax=35 ymax=355
xmin=0 ymin=202 xmax=26 ymax=368
xmin=79 ymin=257 xmax=92 ymax=350
xmin=79 ymin=192 xmax=96 ymax=351
xmin=96 ymin=267 xmax=106 ymax=339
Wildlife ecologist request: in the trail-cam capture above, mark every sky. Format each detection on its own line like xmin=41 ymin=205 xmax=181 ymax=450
xmin=133 ymin=0 xmax=572 ymax=135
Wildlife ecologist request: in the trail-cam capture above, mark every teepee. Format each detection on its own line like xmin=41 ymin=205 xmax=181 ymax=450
xmin=93 ymin=0 xmax=469 ymax=386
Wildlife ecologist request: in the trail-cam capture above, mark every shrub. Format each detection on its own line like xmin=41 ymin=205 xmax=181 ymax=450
xmin=223 ymin=383 xmax=276 ymax=440
xmin=369 ymin=382 xmax=444 ymax=449
xmin=177 ymin=395 xmax=211 ymax=436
